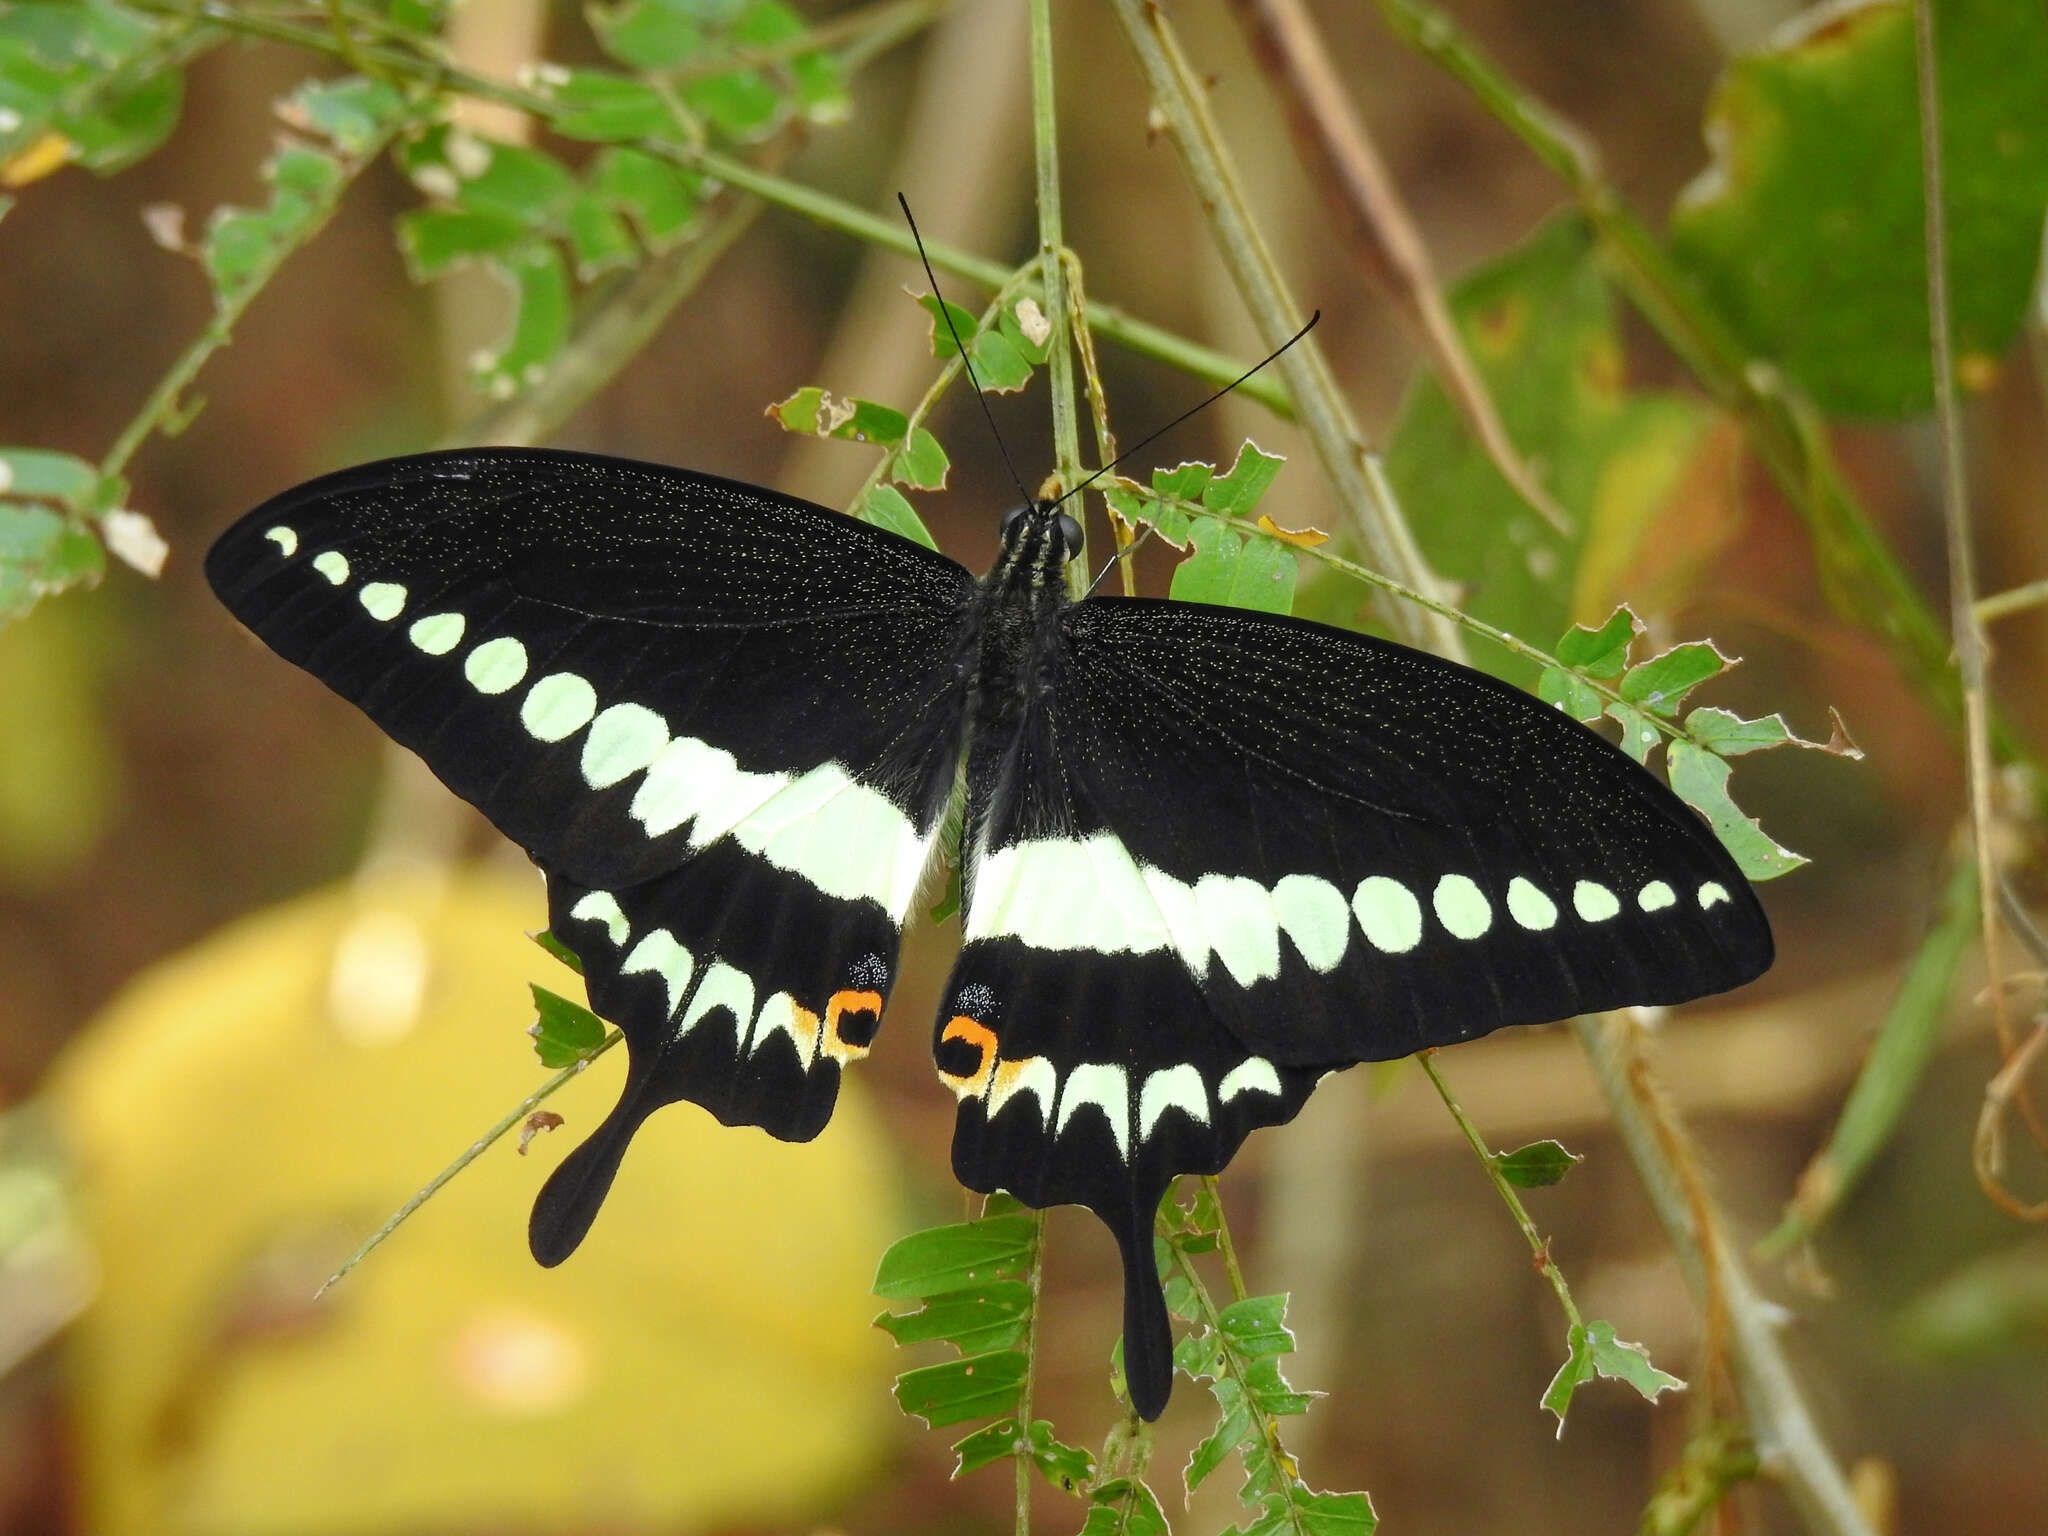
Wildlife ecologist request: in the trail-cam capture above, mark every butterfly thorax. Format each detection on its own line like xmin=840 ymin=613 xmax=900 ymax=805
xmin=960 ymin=503 xmax=1077 ymax=850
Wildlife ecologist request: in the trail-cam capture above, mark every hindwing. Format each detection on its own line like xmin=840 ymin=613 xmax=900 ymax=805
xmin=940 ymin=593 xmax=1773 ymax=1418
xmin=207 ymin=449 xmax=979 ymax=1260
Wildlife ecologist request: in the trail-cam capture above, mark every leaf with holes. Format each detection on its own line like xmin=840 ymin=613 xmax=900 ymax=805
xmin=1542 ymin=1319 xmax=1684 ymax=1435
xmin=1667 ymin=741 xmax=1806 ymax=881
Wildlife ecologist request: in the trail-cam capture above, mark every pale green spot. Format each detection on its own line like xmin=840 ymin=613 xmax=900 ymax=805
xmin=312 ymin=550 xmax=349 ymax=585
xmin=521 ymin=672 xmax=598 ymax=742
xmin=1573 ymin=880 xmax=1622 ymax=922
xmin=1272 ymin=874 xmax=1350 ymax=972
xmin=581 ymin=703 xmax=669 ymax=789
xmin=464 ymin=636 xmax=528 ymax=694
xmin=1638 ymin=880 xmax=1677 ymax=913
xmin=358 ymin=581 xmax=406 ymax=621
xmin=1433 ymin=874 xmax=1492 ymax=939
xmin=1507 ymin=876 xmax=1558 ymax=931
xmin=1699 ymin=882 xmax=1731 ymax=910
xmin=1353 ymin=875 xmax=1422 ymax=954
xmin=264 ymin=525 xmax=297 ymax=557
xmin=408 ymin=612 xmax=465 ymax=655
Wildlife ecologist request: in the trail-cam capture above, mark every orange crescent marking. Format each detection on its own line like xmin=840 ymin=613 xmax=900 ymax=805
xmin=821 ymin=988 xmax=884 ymax=1065
xmin=938 ymin=1014 xmax=999 ymax=1099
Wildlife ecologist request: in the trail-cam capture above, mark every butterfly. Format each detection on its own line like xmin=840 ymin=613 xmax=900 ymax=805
xmin=205 ymin=446 xmax=1773 ymax=1419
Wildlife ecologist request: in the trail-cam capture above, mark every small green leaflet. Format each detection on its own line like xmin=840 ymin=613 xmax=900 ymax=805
xmin=872 ymin=1202 xmax=1093 ymax=1484
xmin=1535 ymin=607 xmax=1812 ymax=879
xmin=1078 ymin=1478 xmax=1171 ymax=1536
xmin=1493 ymin=1139 xmax=1582 ymax=1189
xmin=914 ymin=292 xmax=1039 ymax=392
xmin=528 ymin=984 xmax=606 ymax=1068
xmin=1541 ymin=1319 xmax=1684 ymax=1436
xmin=856 ymin=484 xmax=939 ymax=550
xmin=1667 ymin=741 xmax=1807 ymax=880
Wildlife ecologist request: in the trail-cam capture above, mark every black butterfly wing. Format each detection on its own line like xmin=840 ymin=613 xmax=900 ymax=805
xmin=940 ymin=595 xmax=1772 ymax=1418
xmin=207 ymin=448 xmax=979 ymax=1259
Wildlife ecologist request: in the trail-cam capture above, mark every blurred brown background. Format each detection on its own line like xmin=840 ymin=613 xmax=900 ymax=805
xmin=1 ymin=0 xmax=2045 ymax=1532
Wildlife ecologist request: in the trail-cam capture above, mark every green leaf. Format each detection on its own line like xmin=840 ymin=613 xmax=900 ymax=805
xmin=397 ymin=207 xmax=527 ymax=280
xmin=1683 ymin=706 xmax=1795 ymax=756
xmin=539 ymin=68 xmax=680 ymax=142
xmin=1238 ymin=1487 xmax=1378 ymax=1536
xmin=1385 ymin=216 xmax=1727 ymax=686
xmin=1025 ymin=1418 xmax=1095 ymax=1490
xmin=0 ymin=502 xmax=102 ymax=622
xmin=892 ymin=1348 xmax=1028 ymax=1427
xmin=1666 ymin=740 xmax=1807 ymax=880
xmin=999 ymin=296 xmax=1053 ymax=363
xmin=873 ymin=1280 xmax=1031 ymax=1353
xmin=1169 ymin=518 xmax=1296 ymax=615
xmin=1669 ymin=0 xmax=2048 ymax=417
xmin=1542 ymin=1319 xmax=1684 ymax=1434
xmin=969 ymin=327 xmax=1033 ymax=392
xmin=473 ymin=243 xmax=571 ymax=399
xmin=856 ymin=483 xmax=938 ymax=550
xmin=890 ymin=426 xmax=949 ymax=491
xmin=562 ymin=192 xmax=637 ymax=279
xmin=0 ymin=448 xmax=99 ymax=510
xmin=1079 ymin=1477 xmax=1170 ymax=1536
xmin=528 ymin=984 xmax=606 ymax=1068
xmin=871 ymin=1212 xmax=1036 ymax=1298
xmin=1201 ymin=441 xmax=1285 ymax=517
xmin=1184 ymin=1401 xmax=1252 ymax=1494
xmin=953 ymin=1417 xmax=1094 ymax=1487
xmin=529 ymin=928 xmax=583 ymax=974
xmin=682 ymin=67 xmax=781 ymax=140
xmin=949 ymin=1417 xmax=1021 ymax=1477
xmin=453 ymin=139 xmax=576 ymax=226
xmin=589 ymin=146 xmax=702 ymax=249
xmin=591 ymin=0 xmax=707 ymax=70
xmin=1620 ymin=641 xmax=1731 ymax=717
xmin=1538 ymin=607 xmax=1639 ymax=720
xmin=764 ymin=388 xmax=907 ymax=446
xmin=287 ymin=76 xmax=406 ymax=156
xmin=1555 ymin=607 xmax=1637 ymax=674
xmin=1493 ymin=1139 xmax=1582 ymax=1188
xmin=916 ymin=292 xmax=979 ymax=358
xmin=1604 ymin=700 xmax=1661 ymax=765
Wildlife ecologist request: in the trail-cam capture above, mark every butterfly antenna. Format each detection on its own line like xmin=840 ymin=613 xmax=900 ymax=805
xmin=1053 ymin=310 xmax=1320 ymax=515
xmin=897 ymin=193 xmax=1036 ymax=512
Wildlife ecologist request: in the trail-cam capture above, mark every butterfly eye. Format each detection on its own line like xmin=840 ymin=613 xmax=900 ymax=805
xmin=1000 ymin=504 xmax=1030 ymax=539
xmin=1055 ymin=512 xmax=1083 ymax=555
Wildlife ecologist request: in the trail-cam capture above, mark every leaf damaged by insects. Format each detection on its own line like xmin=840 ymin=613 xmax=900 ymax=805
xmin=1541 ymin=1319 xmax=1684 ymax=1435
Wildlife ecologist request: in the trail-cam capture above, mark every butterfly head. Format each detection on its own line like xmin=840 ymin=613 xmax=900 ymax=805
xmin=999 ymin=500 xmax=1084 ymax=570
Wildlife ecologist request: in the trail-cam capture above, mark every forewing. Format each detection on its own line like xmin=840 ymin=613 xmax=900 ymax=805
xmin=206 ymin=448 xmax=977 ymax=891
xmin=989 ymin=596 xmax=1774 ymax=1064
xmin=208 ymin=448 xmax=979 ymax=1261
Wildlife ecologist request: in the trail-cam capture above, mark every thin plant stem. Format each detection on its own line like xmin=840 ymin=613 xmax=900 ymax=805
xmin=131 ymin=0 xmax=1295 ymax=418
xmin=317 ymin=1031 xmax=624 ymax=1296
xmin=101 ymin=121 xmax=400 ymax=480
xmin=1105 ymin=0 xmax=1464 ymax=657
xmin=1575 ymin=1013 xmax=1875 ymax=1536
xmin=1914 ymin=0 xmax=2046 ymax=1173
xmin=1418 ymin=1051 xmax=1582 ymax=1330
xmin=1029 ymin=0 xmax=1085 ymax=606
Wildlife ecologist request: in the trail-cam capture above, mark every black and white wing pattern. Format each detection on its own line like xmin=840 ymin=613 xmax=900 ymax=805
xmin=939 ymin=594 xmax=1773 ymax=1419
xmin=206 ymin=449 xmax=978 ymax=1260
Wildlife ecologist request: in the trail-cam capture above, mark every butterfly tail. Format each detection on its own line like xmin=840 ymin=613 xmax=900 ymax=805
xmin=1116 ymin=1196 xmax=1175 ymax=1422
xmin=529 ymin=1072 xmax=659 ymax=1266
